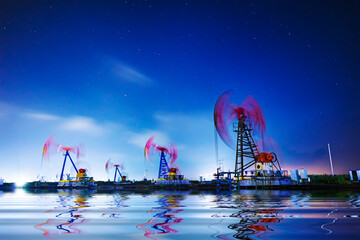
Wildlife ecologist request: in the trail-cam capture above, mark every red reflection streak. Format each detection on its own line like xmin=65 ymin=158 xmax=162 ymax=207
xmin=137 ymin=219 xmax=158 ymax=240
xmin=35 ymin=211 xmax=87 ymax=239
xmin=35 ymin=195 xmax=89 ymax=239
xmin=136 ymin=195 xmax=184 ymax=240
xmin=158 ymin=217 xmax=183 ymax=233
xmin=35 ymin=219 xmax=57 ymax=240
xmin=226 ymin=207 xmax=283 ymax=239
xmin=246 ymin=224 xmax=269 ymax=232
xmin=58 ymin=218 xmax=87 ymax=234
xmin=137 ymin=213 xmax=183 ymax=240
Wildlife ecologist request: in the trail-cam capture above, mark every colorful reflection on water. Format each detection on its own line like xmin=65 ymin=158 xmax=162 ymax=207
xmin=137 ymin=193 xmax=185 ymax=239
xmin=34 ymin=190 xmax=91 ymax=239
xmin=0 ymin=189 xmax=359 ymax=239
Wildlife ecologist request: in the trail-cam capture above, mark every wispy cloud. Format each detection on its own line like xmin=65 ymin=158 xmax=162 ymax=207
xmin=60 ymin=116 xmax=106 ymax=135
xmin=22 ymin=109 xmax=110 ymax=136
xmin=106 ymin=57 xmax=153 ymax=86
xmin=114 ymin=64 xmax=152 ymax=85
xmin=23 ymin=112 xmax=60 ymax=121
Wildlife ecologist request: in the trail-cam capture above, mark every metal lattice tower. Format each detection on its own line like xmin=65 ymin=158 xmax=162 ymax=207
xmin=234 ymin=116 xmax=260 ymax=178
xmin=158 ymin=151 xmax=170 ymax=179
xmin=60 ymin=151 xmax=78 ymax=181
xmin=113 ymin=165 xmax=123 ymax=182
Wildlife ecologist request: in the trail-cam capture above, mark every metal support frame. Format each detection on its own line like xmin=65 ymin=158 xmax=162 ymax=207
xmin=158 ymin=151 xmax=170 ymax=179
xmin=232 ymin=116 xmax=283 ymax=185
xmin=234 ymin=116 xmax=260 ymax=179
xmin=214 ymin=115 xmax=286 ymax=190
xmin=215 ymin=168 xmax=233 ymax=189
xmin=60 ymin=151 xmax=79 ymax=181
xmin=270 ymin=152 xmax=282 ymax=171
xmin=114 ymin=166 xmax=123 ymax=182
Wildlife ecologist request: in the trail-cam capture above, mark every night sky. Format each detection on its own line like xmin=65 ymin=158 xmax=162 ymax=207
xmin=1 ymin=1 xmax=360 ymax=183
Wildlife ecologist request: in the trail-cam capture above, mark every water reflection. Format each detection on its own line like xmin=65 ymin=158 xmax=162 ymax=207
xmin=0 ymin=189 xmax=359 ymax=239
xmin=137 ymin=192 xmax=186 ymax=240
xmin=227 ymin=208 xmax=282 ymax=239
xmin=35 ymin=190 xmax=91 ymax=239
xmin=102 ymin=193 xmax=129 ymax=218
xmin=286 ymin=192 xmax=311 ymax=208
xmin=213 ymin=190 xmax=291 ymax=239
xmin=348 ymin=193 xmax=360 ymax=208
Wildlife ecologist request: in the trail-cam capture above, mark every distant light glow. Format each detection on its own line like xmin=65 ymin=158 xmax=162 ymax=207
xmin=15 ymin=179 xmax=27 ymax=188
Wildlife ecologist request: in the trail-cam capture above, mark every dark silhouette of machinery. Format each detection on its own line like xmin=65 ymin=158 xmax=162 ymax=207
xmin=233 ymin=115 xmax=282 ymax=179
xmin=214 ymin=91 xmax=284 ymax=186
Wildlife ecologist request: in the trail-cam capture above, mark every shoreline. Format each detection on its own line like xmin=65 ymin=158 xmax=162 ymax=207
xmin=0 ymin=182 xmax=357 ymax=192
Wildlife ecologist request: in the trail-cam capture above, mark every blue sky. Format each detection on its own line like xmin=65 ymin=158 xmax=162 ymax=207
xmin=1 ymin=1 xmax=360 ymax=183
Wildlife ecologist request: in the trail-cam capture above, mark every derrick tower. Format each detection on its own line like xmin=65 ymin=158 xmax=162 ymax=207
xmin=214 ymin=91 xmax=283 ymax=182
xmin=233 ymin=116 xmax=259 ymax=179
xmin=158 ymin=151 xmax=170 ymax=179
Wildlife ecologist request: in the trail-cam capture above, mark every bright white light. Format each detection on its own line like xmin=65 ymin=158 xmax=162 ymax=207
xmin=15 ymin=180 xmax=27 ymax=188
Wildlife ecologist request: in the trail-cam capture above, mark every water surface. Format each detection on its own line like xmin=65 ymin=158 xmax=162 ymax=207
xmin=0 ymin=189 xmax=359 ymax=239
